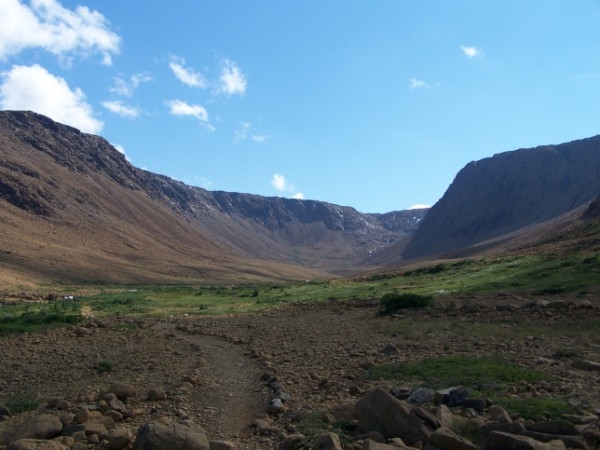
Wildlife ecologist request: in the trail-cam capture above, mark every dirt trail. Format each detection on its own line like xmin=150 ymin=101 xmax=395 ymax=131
xmin=0 ymin=319 xmax=272 ymax=448
xmin=173 ymin=330 xmax=267 ymax=441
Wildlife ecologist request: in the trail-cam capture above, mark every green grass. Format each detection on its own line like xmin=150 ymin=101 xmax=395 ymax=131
xmin=0 ymin=301 xmax=82 ymax=335
xmin=94 ymin=359 xmax=115 ymax=374
xmin=368 ymin=355 xmax=577 ymax=420
xmin=494 ymin=397 xmax=576 ymax=421
xmin=371 ymin=355 xmax=551 ymax=390
xmin=73 ymin=246 xmax=600 ymax=318
xmin=4 ymin=395 xmax=43 ymax=414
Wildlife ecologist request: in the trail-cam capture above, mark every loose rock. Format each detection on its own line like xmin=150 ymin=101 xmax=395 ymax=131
xmin=132 ymin=421 xmax=210 ymax=450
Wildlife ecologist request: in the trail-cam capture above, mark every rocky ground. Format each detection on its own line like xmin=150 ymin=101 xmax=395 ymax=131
xmin=0 ymin=293 xmax=599 ymax=449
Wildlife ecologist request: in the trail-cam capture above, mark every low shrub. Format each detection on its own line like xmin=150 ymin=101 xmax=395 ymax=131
xmin=379 ymin=292 xmax=433 ymax=315
xmin=5 ymin=395 xmax=43 ymax=414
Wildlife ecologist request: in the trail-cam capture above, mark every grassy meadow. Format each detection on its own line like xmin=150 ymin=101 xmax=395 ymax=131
xmin=1 ymin=218 xmax=599 ymax=330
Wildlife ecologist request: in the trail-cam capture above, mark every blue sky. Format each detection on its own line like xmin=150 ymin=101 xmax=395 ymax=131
xmin=2 ymin=1 xmax=600 ymax=213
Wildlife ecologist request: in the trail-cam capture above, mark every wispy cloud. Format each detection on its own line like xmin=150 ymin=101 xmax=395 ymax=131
xmin=409 ymin=78 xmax=431 ymax=89
xmin=271 ymin=173 xmax=303 ymax=199
xmin=0 ymin=0 xmax=120 ymax=65
xmin=460 ymin=45 xmax=482 ymax=58
xmin=109 ymin=72 xmax=152 ymax=97
xmin=102 ymin=100 xmax=139 ymax=118
xmin=408 ymin=204 xmax=430 ymax=210
xmin=219 ymin=59 xmax=246 ymax=95
xmin=182 ymin=175 xmax=212 ymax=189
xmin=169 ymin=55 xmax=208 ymax=88
xmin=0 ymin=64 xmax=103 ymax=133
xmin=166 ymin=99 xmax=213 ymax=129
xmin=235 ymin=122 xmax=268 ymax=143
xmin=272 ymin=173 xmax=294 ymax=192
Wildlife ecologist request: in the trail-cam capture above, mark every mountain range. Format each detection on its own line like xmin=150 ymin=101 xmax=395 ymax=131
xmin=0 ymin=111 xmax=424 ymax=287
xmin=1 ymin=110 xmax=599 ymax=287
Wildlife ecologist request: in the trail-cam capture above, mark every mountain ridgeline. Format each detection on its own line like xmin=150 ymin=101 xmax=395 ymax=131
xmin=2 ymin=110 xmax=600 ymax=286
xmin=0 ymin=111 xmax=425 ymax=284
xmin=404 ymin=136 xmax=600 ymax=259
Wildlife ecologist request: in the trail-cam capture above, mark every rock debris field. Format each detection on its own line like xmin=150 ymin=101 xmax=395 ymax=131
xmin=1 ymin=294 xmax=600 ymax=449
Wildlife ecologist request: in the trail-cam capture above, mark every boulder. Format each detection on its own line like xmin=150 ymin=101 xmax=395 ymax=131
xmin=209 ymin=440 xmax=237 ymax=450
xmin=407 ymin=388 xmax=434 ymax=405
xmin=73 ymin=407 xmax=90 ymax=424
xmin=526 ymin=420 xmax=579 ymax=436
xmin=519 ymin=430 xmax=589 ymax=450
xmin=252 ymin=418 xmax=279 ymax=435
xmin=107 ymin=428 xmax=134 ymax=450
xmin=108 ymin=382 xmax=137 ymax=400
xmin=132 ymin=421 xmax=210 ymax=450
xmin=484 ymin=431 xmax=567 ymax=450
xmin=310 ymin=432 xmax=342 ymax=450
xmin=363 ymin=439 xmax=408 ymax=449
xmin=281 ymin=433 xmax=305 ymax=450
xmin=428 ymin=426 xmax=478 ymax=450
xmin=148 ymin=386 xmax=167 ymax=401
xmin=71 ymin=443 xmax=88 ymax=450
xmin=434 ymin=404 xmax=454 ymax=428
xmin=581 ymin=422 xmax=600 ymax=447
xmin=355 ymin=389 xmax=439 ymax=446
xmin=45 ymin=398 xmax=70 ymax=410
xmin=434 ymin=386 xmax=469 ymax=407
xmin=5 ymin=439 xmax=69 ymax=450
xmin=487 ymin=405 xmax=512 ymax=423
xmin=462 ymin=398 xmax=486 ymax=412
xmin=572 ymin=360 xmax=600 ymax=371
xmin=1 ymin=415 xmax=63 ymax=444
xmin=0 ymin=404 xmax=12 ymax=418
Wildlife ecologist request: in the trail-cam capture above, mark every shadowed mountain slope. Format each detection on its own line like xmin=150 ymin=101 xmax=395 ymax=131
xmin=0 ymin=111 xmax=423 ymax=286
xmin=403 ymin=136 xmax=600 ymax=259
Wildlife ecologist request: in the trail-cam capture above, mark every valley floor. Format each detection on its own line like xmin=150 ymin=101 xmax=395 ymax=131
xmin=1 ymin=293 xmax=599 ymax=449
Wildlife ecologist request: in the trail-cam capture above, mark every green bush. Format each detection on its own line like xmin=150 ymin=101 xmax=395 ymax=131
xmin=5 ymin=395 xmax=43 ymax=414
xmin=379 ymin=292 xmax=433 ymax=315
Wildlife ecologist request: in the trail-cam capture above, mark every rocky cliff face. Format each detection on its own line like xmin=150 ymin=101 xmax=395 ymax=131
xmin=0 ymin=111 xmax=423 ymax=283
xmin=583 ymin=195 xmax=600 ymax=220
xmin=404 ymin=136 xmax=600 ymax=259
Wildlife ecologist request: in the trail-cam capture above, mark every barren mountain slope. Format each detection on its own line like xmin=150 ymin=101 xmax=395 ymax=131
xmin=0 ymin=112 xmax=327 ymax=287
xmin=0 ymin=111 xmax=423 ymax=286
xmin=404 ymin=135 xmax=600 ymax=259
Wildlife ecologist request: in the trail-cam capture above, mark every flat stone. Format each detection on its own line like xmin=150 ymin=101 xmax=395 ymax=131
xmin=572 ymin=360 xmax=600 ymax=371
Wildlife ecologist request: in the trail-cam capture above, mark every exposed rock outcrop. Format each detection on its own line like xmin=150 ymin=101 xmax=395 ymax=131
xmin=404 ymin=136 xmax=600 ymax=259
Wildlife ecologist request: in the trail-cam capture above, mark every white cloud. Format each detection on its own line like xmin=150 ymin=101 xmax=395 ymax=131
xmin=408 ymin=204 xmax=430 ymax=210
xmin=271 ymin=173 xmax=294 ymax=192
xmin=166 ymin=99 xmax=213 ymax=130
xmin=0 ymin=0 xmax=120 ymax=64
xmin=460 ymin=45 xmax=482 ymax=58
xmin=272 ymin=174 xmax=303 ymax=199
xmin=102 ymin=100 xmax=139 ymax=118
xmin=219 ymin=59 xmax=246 ymax=95
xmin=169 ymin=55 xmax=208 ymax=88
xmin=110 ymin=72 xmax=152 ymax=97
xmin=0 ymin=64 xmax=103 ymax=133
xmin=410 ymin=78 xmax=431 ymax=89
